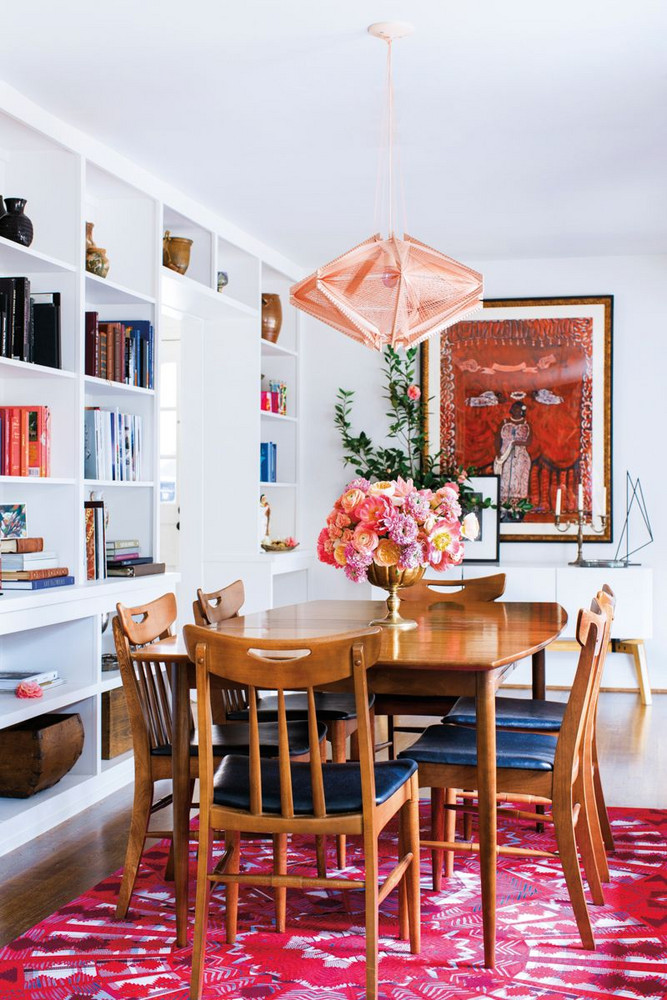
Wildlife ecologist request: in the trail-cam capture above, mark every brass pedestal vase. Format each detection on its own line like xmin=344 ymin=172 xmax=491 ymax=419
xmin=367 ymin=564 xmax=425 ymax=630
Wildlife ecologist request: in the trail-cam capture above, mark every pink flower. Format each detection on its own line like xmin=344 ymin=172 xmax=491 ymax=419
xmin=317 ymin=527 xmax=336 ymax=566
xmin=353 ymin=525 xmax=379 ymax=556
xmin=426 ymin=519 xmax=462 ymax=568
xmin=407 ymin=384 xmax=421 ymax=401
xmin=356 ymin=494 xmax=393 ymax=530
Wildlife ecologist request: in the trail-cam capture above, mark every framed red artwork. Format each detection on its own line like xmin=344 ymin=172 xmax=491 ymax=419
xmin=422 ymin=296 xmax=613 ymax=542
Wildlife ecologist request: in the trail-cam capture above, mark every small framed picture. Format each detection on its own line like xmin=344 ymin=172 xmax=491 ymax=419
xmin=0 ymin=503 xmax=27 ymax=539
xmin=463 ymin=476 xmax=500 ymax=563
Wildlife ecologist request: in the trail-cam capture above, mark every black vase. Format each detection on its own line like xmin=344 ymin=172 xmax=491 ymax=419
xmin=0 ymin=198 xmax=33 ymax=247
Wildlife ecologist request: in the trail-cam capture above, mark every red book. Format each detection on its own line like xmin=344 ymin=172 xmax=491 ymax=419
xmin=27 ymin=409 xmax=40 ymax=476
xmin=115 ymin=324 xmax=123 ymax=383
xmin=84 ymin=506 xmax=95 ymax=580
xmin=0 ymin=408 xmax=9 ymax=475
xmin=8 ymin=408 xmax=21 ymax=476
xmin=43 ymin=406 xmax=51 ymax=477
xmin=19 ymin=408 xmax=29 ymax=476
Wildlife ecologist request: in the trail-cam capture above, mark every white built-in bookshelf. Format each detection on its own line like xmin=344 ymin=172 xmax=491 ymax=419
xmin=0 ymin=83 xmax=306 ymax=854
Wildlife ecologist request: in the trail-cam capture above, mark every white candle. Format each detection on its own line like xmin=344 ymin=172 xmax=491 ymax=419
xmin=555 ymin=488 xmax=562 ymax=516
xmin=601 ymin=486 xmax=607 ymax=512
xmin=577 ymin=484 xmax=584 ymax=512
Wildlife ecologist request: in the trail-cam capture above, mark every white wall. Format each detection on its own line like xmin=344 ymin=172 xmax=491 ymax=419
xmin=302 ymin=253 xmax=667 ymax=690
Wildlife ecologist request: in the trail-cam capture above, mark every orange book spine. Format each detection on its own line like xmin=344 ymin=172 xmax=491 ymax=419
xmin=8 ymin=408 xmax=21 ymax=476
xmin=19 ymin=409 xmax=29 ymax=476
xmin=2 ymin=567 xmax=69 ymax=580
xmin=85 ymin=507 xmax=95 ymax=580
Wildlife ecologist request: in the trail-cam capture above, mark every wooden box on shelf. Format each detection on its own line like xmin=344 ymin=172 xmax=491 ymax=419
xmin=0 ymin=713 xmax=84 ymax=798
xmin=101 ymin=687 xmax=132 ymax=759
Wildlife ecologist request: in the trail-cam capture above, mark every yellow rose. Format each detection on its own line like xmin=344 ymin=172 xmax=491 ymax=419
xmin=373 ymin=538 xmax=401 ymax=566
xmin=369 ymin=481 xmax=396 ymax=497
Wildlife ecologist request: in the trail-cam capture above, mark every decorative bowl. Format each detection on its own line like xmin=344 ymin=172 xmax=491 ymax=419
xmin=261 ymin=539 xmax=299 ymax=552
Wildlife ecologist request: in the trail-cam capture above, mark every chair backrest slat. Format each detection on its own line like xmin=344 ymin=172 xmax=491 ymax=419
xmin=400 ymin=573 xmax=506 ymax=606
xmin=248 ymin=686 xmax=262 ymax=815
xmin=195 ymin=580 xmax=245 ymax=625
xmin=307 ymin=687 xmax=326 ymax=817
xmin=277 ymin=688 xmax=294 ymax=818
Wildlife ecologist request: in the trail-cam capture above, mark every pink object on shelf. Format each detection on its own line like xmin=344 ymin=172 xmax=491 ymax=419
xmin=15 ymin=681 xmax=44 ymax=699
xmin=260 ymin=391 xmax=272 ymax=411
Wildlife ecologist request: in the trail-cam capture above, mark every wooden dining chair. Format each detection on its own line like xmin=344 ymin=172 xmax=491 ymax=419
xmin=398 ymin=599 xmax=609 ymax=952
xmin=113 ymin=592 xmax=326 ymax=919
xmin=183 ymin=623 xmax=421 ymax=1000
xmin=440 ymin=586 xmax=616 ymax=881
xmin=194 ymin=578 xmax=373 ymax=868
xmin=373 ymin=573 xmax=506 ymax=759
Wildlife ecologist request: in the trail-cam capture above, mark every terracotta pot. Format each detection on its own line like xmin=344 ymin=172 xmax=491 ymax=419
xmin=261 ymin=293 xmax=283 ymax=343
xmin=163 ymin=230 xmax=193 ymax=274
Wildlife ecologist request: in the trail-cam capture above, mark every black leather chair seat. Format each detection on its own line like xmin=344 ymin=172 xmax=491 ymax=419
xmin=443 ymin=696 xmax=565 ymax=732
xmin=151 ymin=720 xmax=326 ymax=759
xmin=212 ymin=756 xmax=417 ymax=814
xmin=397 ymin=724 xmax=558 ymax=771
xmin=228 ymin=691 xmax=374 ymax=723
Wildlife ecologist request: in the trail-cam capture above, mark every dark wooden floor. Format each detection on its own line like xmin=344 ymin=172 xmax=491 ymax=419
xmin=0 ymin=691 xmax=664 ymax=945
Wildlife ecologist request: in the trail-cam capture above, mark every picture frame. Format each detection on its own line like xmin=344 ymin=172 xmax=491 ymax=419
xmin=463 ymin=475 xmax=500 ymax=563
xmin=0 ymin=503 xmax=28 ymax=539
xmin=422 ymin=295 xmax=613 ymax=542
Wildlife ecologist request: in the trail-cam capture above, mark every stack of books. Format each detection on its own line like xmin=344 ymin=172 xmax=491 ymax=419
xmin=0 ymin=406 xmax=51 ymax=477
xmin=0 ymin=669 xmax=64 ymax=693
xmin=0 ymin=278 xmax=61 ymax=368
xmin=106 ymin=538 xmax=165 ymax=577
xmin=0 ymin=537 xmax=74 ymax=591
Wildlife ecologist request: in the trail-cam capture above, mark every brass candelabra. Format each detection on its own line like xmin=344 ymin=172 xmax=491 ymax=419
xmin=554 ymin=507 xmax=607 ymax=566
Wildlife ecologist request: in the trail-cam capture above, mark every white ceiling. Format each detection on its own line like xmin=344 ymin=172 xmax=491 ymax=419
xmin=3 ymin=0 xmax=666 ymax=267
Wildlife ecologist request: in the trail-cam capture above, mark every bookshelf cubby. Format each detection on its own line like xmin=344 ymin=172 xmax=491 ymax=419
xmin=0 ymin=83 xmax=305 ymax=856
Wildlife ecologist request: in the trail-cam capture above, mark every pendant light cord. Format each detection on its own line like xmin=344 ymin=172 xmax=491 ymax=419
xmin=387 ymin=38 xmax=394 ymax=237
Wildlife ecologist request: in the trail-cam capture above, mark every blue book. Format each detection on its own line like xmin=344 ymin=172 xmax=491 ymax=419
xmin=269 ymin=442 xmax=277 ymax=482
xmin=260 ymin=442 xmax=269 ymax=482
xmin=1 ymin=575 xmax=75 ymax=590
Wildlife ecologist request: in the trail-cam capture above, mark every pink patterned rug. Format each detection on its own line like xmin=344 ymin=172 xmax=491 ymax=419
xmin=0 ymin=806 xmax=665 ymax=999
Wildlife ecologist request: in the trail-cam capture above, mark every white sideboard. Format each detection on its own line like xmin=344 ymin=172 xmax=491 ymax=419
xmin=464 ymin=563 xmax=653 ymax=702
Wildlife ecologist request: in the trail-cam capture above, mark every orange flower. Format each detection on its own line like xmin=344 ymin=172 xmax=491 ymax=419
xmin=373 ymin=538 xmax=401 ymax=566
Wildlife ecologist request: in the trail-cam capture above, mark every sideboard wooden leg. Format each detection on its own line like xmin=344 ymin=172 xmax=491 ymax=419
xmin=615 ymin=639 xmax=652 ymax=706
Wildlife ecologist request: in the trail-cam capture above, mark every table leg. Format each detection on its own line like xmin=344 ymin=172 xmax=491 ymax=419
xmin=476 ymin=671 xmax=497 ymax=968
xmin=172 ymin=661 xmax=191 ymax=947
xmin=532 ymin=647 xmax=546 ymax=700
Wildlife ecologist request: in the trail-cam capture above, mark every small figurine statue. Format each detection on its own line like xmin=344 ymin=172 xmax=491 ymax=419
xmin=259 ymin=493 xmax=271 ymax=543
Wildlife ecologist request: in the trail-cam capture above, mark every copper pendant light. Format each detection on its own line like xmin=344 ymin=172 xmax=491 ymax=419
xmin=291 ymin=21 xmax=483 ymax=351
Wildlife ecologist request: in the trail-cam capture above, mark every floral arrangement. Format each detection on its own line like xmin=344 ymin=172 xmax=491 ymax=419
xmin=317 ymin=477 xmax=479 ymax=583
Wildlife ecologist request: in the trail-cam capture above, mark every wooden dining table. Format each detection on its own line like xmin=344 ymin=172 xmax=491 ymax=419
xmin=131 ymin=597 xmax=567 ymax=965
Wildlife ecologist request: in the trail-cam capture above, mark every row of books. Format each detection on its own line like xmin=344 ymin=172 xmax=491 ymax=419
xmin=0 ymin=669 xmax=64 ymax=693
xmin=106 ymin=538 xmax=165 ymax=578
xmin=260 ymin=441 xmax=277 ymax=482
xmin=260 ymin=380 xmax=288 ymax=415
xmin=0 ymin=277 xmax=61 ymax=368
xmin=0 ymin=406 xmax=51 ymax=477
xmin=85 ymin=314 xmax=154 ymax=389
xmin=84 ymin=407 xmax=143 ymax=482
